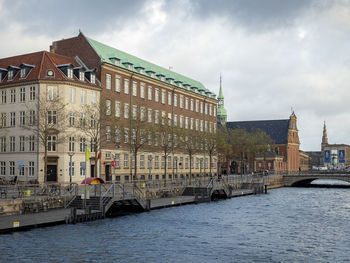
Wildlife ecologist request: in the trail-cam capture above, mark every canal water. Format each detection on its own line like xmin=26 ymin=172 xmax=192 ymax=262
xmin=1 ymin=187 xmax=350 ymax=263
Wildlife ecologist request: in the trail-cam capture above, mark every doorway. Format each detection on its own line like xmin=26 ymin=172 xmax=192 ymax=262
xmin=47 ymin=165 xmax=57 ymax=182
xmin=105 ymin=165 xmax=111 ymax=181
xmin=91 ymin=165 xmax=95 ymax=178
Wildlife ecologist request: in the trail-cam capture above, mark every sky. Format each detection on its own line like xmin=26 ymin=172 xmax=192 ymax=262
xmin=1 ymin=0 xmax=350 ymax=151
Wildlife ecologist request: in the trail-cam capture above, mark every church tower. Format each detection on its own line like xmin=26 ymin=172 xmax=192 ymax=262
xmin=321 ymin=121 xmax=328 ymax=151
xmin=217 ymin=75 xmax=227 ymax=127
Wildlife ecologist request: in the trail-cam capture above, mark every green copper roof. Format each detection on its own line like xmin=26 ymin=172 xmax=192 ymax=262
xmin=217 ymin=105 xmax=227 ymax=116
xmin=86 ymin=37 xmax=216 ymax=98
xmin=218 ymin=84 xmax=224 ymax=100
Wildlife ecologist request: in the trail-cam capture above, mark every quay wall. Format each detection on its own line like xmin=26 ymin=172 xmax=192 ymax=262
xmin=267 ymin=175 xmax=284 ymax=189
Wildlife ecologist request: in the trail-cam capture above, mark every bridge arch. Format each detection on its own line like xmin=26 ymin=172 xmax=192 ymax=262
xmin=284 ymin=174 xmax=350 ymax=187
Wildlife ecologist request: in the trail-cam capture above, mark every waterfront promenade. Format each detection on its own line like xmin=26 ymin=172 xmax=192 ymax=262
xmin=0 ymin=174 xmax=271 ymax=233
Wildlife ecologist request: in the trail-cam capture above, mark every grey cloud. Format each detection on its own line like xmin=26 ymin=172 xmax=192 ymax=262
xmin=184 ymin=0 xmax=321 ymax=31
xmin=3 ymin=0 xmax=147 ymax=36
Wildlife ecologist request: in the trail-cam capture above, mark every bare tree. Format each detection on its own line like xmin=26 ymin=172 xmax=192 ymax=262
xmin=78 ymin=103 xmax=103 ymax=178
xmin=23 ymin=94 xmax=69 ymax=182
xmin=116 ymin=105 xmax=149 ymax=181
xmin=201 ymin=130 xmax=218 ymax=177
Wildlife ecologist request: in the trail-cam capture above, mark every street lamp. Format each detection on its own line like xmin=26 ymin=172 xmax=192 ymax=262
xmin=68 ymin=151 xmax=75 ymax=185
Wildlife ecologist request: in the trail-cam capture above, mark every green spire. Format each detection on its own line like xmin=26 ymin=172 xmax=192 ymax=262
xmin=218 ymin=74 xmax=224 ymax=100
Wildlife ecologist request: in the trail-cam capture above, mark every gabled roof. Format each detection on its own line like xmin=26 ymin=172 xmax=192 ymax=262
xmin=0 ymin=51 xmax=98 ymax=87
xmin=226 ymin=119 xmax=290 ymax=144
xmin=86 ymin=36 xmax=216 ymax=98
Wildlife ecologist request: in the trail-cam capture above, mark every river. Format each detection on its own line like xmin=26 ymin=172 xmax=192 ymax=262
xmin=1 ymin=187 xmax=350 ymax=263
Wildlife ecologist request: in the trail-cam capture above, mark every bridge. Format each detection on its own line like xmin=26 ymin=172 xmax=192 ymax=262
xmin=283 ymin=172 xmax=350 ymax=187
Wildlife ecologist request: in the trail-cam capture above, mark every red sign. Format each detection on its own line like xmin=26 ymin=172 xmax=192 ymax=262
xmin=112 ymin=161 xmax=116 ymax=167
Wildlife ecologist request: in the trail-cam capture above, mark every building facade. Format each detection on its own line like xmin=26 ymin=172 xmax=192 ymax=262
xmin=51 ymin=33 xmax=218 ymax=183
xmin=0 ymin=51 xmax=100 ymax=183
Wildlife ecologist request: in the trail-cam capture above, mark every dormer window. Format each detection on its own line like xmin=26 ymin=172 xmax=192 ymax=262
xmin=166 ymin=78 xmax=174 ymax=85
xmin=135 ymin=66 xmax=145 ymax=74
xmin=79 ymin=71 xmax=85 ymax=81
xmin=146 ymin=70 xmax=156 ymax=78
xmin=109 ymin=57 xmax=120 ymax=66
xmin=67 ymin=68 xmax=73 ymax=78
xmin=157 ymin=74 xmax=165 ymax=81
xmin=8 ymin=70 xmax=14 ymax=81
xmin=20 ymin=68 xmax=26 ymax=78
xmin=90 ymin=74 xmax=96 ymax=84
xmin=122 ymin=62 xmax=133 ymax=70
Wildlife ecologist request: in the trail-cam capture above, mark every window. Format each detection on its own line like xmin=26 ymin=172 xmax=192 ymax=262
xmin=124 ymin=153 xmax=129 ymax=168
xmin=29 ymin=135 xmax=35 ymax=151
xmin=67 ymin=68 xmax=73 ymax=79
xmin=200 ymin=102 xmax=203 ymax=114
xmin=140 ymin=83 xmax=145 ymax=98
xmin=180 ymin=95 xmax=183 ymax=108
xmin=196 ymin=119 xmax=199 ymax=131
xmin=124 ymin=79 xmax=129 ymax=94
xmin=0 ymin=161 xmax=5 ymax=176
xmin=148 ymin=109 xmax=152 ymax=123
xmin=90 ymin=138 xmax=96 ymax=152
xmin=124 ymin=128 xmax=129 ymax=143
xmin=1 ymin=90 xmax=6 ymax=104
xmin=168 ymin=156 xmax=172 ymax=169
xmin=205 ymin=103 xmax=208 ymax=114
xmin=115 ymin=128 xmax=121 ymax=143
xmin=196 ymin=157 xmax=199 ymax=169
xmin=190 ymin=118 xmax=194 ymax=130
xmin=70 ymin=88 xmax=76 ymax=103
xmin=124 ymin=103 xmax=129 ymax=119
xmin=209 ymin=104 xmax=212 ymax=116
xmin=91 ymin=91 xmax=97 ymax=105
xmin=140 ymin=155 xmax=145 ymax=169
xmin=69 ymin=137 xmax=75 ymax=152
xmin=8 ymin=70 xmax=13 ymax=80
xmin=196 ymin=100 xmax=199 ymax=112
xmin=185 ymin=117 xmax=188 ymax=129
xmin=20 ymin=87 xmax=25 ymax=102
xmin=161 ymin=90 xmax=166 ymax=104
xmin=19 ymin=136 xmax=25 ymax=151
xmin=190 ymin=99 xmax=194 ymax=111
xmin=19 ymin=166 xmax=24 ymax=176
xmin=10 ymin=112 xmax=16 ymax=127
xmin=20 ymin=68 xmax=26 ymax=78
xmin=115 ymin=101 xmax=121 ymax=117
xmin=148 ymin=86 xmax=152 ymax=100
xmin=79 ymin=138 xmax=86 ymax=152
xmin=173 ymin=114 xmax=177 ymax=126
xmin=140 ymin=107 xmax=146 ymax=121
xmin=9 ymin=161 xmax=15 ymax=176
xmin=106 ymin=74 xmax=111 ymax=89
xmin=200 ymin=120 xmax=203 ymax=131
xmin=90 ymin=74 xmax=96 ymax=84
xmin=168 ymin=92 xmax=171 ymax=105
xmin=10 ymin=136 xmax=15 ymax=152
xmin=80 ymin=162 xmax=86 ymax=176
xmin=179 ymin=116 xmax=183 ymax=128
xmin=115 ymin=76 xmax=121 ymax=92
xmin=155 ymin=110 xmax=159 ymax=124
xmin=69 ymin=162 xmax=75 ymax=177
xmin=47 ymin=111 xmax=56 ymax=124
xmin=148 ymin=132 xmax=152 ymax=145
xmin=185 ymin=157 xmax=189 ymax=169
xmin=106 ymin=100 xmax=111 ymax=115
xmin=115 ymin=153 xmax=121 ymax=169
xmin=10 ymin=88 xmax=16 ymax=103
xmin=79 ymin=71 xmax=85 ymax=81
xmin=185 ymin=97 xmax=189 ymax=110
xmin=47 ymin=86 xmax=57 ymax=100
xmin=106 ymin=126 xmax=111 ymax=141
xmin=161 ymin=111 xmax=166 ymax=125
xmin=155 ymin=156 xmax=159 ymax=169
xmin=155 ymin=88 xmax=159 ymax=102
xmin=69 ymin=112 xmax=75 ymax=126
xmin=214 ymin=106 xmax=216 ymax=117
xmin=28 ymin=161 xmax=35 ymax=177
xmin=205 ymin=121 xmax=208 ymax=131
xmin=132 ymin=81 xmax=137 ymax=96
xmin=132 ymin=105 xmax=137 ymax=120
xmin=174 ymin=94 xmax=177 ymax=107
xmin=81 ymin=90 xmax=87 ymax=104
xmin=161 ymin=156 xmax=166 ymax=169
xmin=29 ymin=110 xmax=35 ymax=125
xmin=48 ymin=135 xmax=57 ymax=152
xmin=30 ymin=86 xmax=36 ymax=101
xmin=1 ymin=113 xmax=6 ymax=127
xmin=0 ymin=137 xmax=6 ymax=152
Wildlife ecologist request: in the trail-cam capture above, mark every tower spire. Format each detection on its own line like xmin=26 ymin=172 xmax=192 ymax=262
xmin=218 ymin=73 xmax=224 ymax=101
xmin=322 ymin=121 xmax=328 ymax=145
xmin=217 ymin=74 xmax=227 ymax=126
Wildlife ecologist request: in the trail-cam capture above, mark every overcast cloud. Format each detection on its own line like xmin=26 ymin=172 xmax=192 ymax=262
xmin=1 ymin=0 xmax=350 ymax=151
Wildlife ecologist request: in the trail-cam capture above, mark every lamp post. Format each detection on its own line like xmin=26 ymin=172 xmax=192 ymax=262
xmin=148 ymin=155 xmax=153 ymax=181
xmin=68 ymin=151 xmax=75 ymax=186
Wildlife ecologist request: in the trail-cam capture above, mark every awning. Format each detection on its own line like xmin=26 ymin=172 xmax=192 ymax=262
xmin=81 ymin=177 xmax=105 ymax=185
